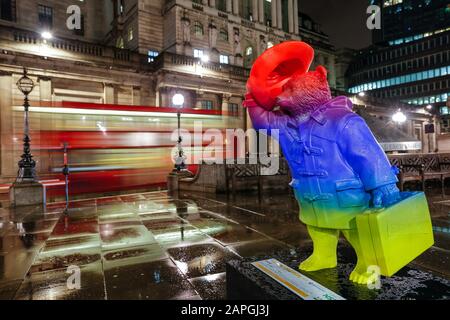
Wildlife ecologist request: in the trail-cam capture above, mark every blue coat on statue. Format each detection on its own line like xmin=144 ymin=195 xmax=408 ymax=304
xmin=250 ymin=96 xmax=399 ymax=230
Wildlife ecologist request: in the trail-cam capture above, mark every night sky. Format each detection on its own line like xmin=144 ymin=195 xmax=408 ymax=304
xmin=300 ymin=0 xmax=372 ymax=49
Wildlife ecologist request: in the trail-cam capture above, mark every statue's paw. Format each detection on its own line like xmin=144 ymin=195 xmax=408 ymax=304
xmin=299 ymin=255 xmax=337 ymax=272
xmin=349 ymin=269 xmax=378 ymax=285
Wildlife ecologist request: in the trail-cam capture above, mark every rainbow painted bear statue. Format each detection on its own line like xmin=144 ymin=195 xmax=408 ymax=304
xmin=244 ymin=41 xmax=434 ymax=285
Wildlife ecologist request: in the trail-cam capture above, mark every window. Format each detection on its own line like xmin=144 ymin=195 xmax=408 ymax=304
xmin=148 ymin=50 xmax=159 ymax=63
xmin=119 ymin=0 xmax=124 ymax=14
xmin=194 ymin=49 xmax=204 ymax=59
xmin=116 ymin=37 xmax=124 ymax=49
xmin=267 ymin=41 xmax=274 ymax=49
xmin=74 ymin=14 xmax=85 ymax=36
xmin=194 ymin=21 xmax=204 ymax=37
xmin=245 ymin=47 xmax=253 ymax=56
xmin=219 ymin=29 xmax=228 ymax=42
xmin=217 ymin=0 xmax=226 ymax=11
xmin=220 ymin=55 xmax=229 ymax=64
xmin=128 ymin=28 xmax=134 ymax=41
xmin=38 ymin=4 xmax=53 ymax=29
xmin=0 ymin=0 xmax=16 ymax=21
xmin=228 ymin=103 xmax=239 ymax=117
xmin=201 ymin=100 xmax=213 ymax=110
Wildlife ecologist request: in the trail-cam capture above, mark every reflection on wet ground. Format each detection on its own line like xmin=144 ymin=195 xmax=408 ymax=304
xmin=0 ymin=188 xmax=449 ymax=300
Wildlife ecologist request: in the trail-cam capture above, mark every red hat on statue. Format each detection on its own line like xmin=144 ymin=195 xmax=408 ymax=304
xmin=246 ymin=41 xmax=315 ymax=110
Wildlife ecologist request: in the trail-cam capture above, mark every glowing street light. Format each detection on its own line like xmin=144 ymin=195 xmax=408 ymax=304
xmin=41 ymin=31 xmax=53 ymax=40
xmin=172 ymin=93 xmax=185 ymax=107
xmin=358 ymin=92 xmax=366 ymax=97
xmin=200 ymin=54 xmax=210 ymax=63
xmin=172 ymin=93 xmax=186 ymax=172
xmin=426 ymin=104 xmax=433 ymax=110
xmin=392 ymin=110 xmax=407 ymax=124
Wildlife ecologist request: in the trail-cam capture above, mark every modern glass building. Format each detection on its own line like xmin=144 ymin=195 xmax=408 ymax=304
xmin=346 ymin=0 xmax=449 ymax=127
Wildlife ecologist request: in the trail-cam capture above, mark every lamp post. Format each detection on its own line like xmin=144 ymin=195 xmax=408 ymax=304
xmin=16 ymin=68 xmax=37 ymax=183
xmin=172 ymin=93 xmax=186 ymax=172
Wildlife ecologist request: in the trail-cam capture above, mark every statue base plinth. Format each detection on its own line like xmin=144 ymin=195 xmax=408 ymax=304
xmin=226 ymin=245 xmax=450 ymax=300
xmin=167 ymin=170 xmax=193 ymax=196
xmin=9 ymin=181 xmax=45 ymax=207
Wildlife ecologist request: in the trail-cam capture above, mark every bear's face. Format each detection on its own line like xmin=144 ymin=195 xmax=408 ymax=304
xmin=277 ymin=66 xmax=332 ymax=117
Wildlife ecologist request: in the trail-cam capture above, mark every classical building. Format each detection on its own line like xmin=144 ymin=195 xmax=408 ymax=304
xmin=3 ymin=0 xmax=341 ymax=182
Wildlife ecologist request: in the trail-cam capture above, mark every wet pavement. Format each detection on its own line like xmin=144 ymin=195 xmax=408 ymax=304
xmin=0 ymin=188 xmax=449 ymax=300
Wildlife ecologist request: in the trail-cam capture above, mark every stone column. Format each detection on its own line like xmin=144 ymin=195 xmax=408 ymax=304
xmin=233 ymin=0 xmax=239 ymax=15
xmin=104 ymin=83 xmax=115 ymax=104
xmin=328 ymin=55 xmax=336 ymax=89
xmin=132 ymin=86 xmax=141 ymax=106
xmin=252 ymin=0 xmax=259 ymax=22
xmin=258 ymin=0 xmax=265 ymax=24
xmin=276 ymin=0 xmax=282 ymax=30
xmin=0 ymin=71 xmax=13 ymax=177
xmin=38 ymin=77 xmax=52 ymax=101
xmin=226 ymin=0 xmax=232 ymax=13
xmin=288 ymin=0 xmax=294 ymax=33
xmin=155 ymin=90 xmax=160 ymax=107
xmin=293 ymin=0 xmax=299 ymax=34
xmin=271 ymin=0 xmax=277 ymax=27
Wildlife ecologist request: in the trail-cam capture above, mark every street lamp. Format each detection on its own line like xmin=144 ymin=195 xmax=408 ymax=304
xmin=172 ymin=93 xmax=186 ymax=171
xmin=426 ymin=104 xmax=433 ymax=111
xmin=358 ymin=91 xmax=366 ymax=97
xmin=16 ymin=68 xmax=37 ymax=183
xmin=41 ymin=31 xmax=53 ymax=40
xmin=200 ymin=54 xmax=210 ymax=63
xmin=392 ymin=110 xmax=407 ymax=124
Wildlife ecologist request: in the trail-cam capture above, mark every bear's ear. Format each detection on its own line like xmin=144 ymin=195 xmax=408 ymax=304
xmin=316 ymin=65 xmax=328 ymax=78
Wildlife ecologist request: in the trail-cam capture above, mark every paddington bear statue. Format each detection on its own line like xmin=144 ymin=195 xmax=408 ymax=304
xmin=244 ymin=41 xmax=405 ymax=285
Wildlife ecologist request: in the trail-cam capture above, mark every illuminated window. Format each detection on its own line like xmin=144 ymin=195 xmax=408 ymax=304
xmin=128 ymin=28 xmax=134 ymax=41
xmin=148 ymin=50 xmax=159 ymax=63
xmin=220 ymin=54 xmax=229 ymax=64
xmin=349 ymin=66 xmax=450 ymax=94
xmin=194 ymin=48 xmax=204 ymax=59
xmin=116 ymin=37 xmax=124 ymax=49
xmin=246 ymin=46 xmax=253 ymax=56
xmin=267 ymin=41 xmax=274 ymax=48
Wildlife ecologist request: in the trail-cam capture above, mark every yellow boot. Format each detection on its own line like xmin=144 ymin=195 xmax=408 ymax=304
xmin=342 ymin=229 xmax=377 ymax=285
xmin=299 ymin=226 xmax=339 ymax=272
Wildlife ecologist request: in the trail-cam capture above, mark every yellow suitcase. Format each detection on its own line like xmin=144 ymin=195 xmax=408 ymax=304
xmin=356 ymin=192 xmax=434 ymax=277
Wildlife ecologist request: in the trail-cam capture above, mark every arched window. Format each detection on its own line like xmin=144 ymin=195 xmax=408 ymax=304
xmin=193 ymin=21 xmax=204 ymax=37
xmin=245 ymin=46 xmax=253 ymax=56
xmin=116 ymin=37 xmax=124 ymax=49
xmin=219 ymin=28 xmax=228 ymax=41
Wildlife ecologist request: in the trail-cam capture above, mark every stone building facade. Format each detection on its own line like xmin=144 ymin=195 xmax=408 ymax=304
xmin=0 ymin=0 xmax=341 ymax=181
